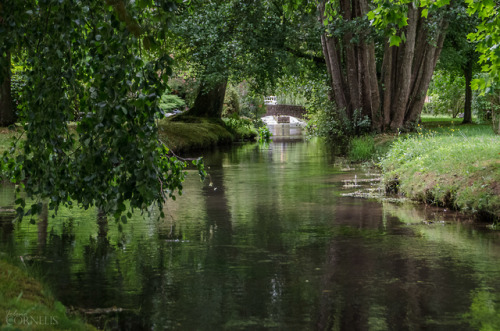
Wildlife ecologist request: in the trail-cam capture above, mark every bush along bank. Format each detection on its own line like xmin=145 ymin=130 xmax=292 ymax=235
xmin=379 ymin=124 xmax=500 ymax=222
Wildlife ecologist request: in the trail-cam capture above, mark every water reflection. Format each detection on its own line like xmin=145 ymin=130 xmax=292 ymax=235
xmin=0 ymin=139 xmax=499 ymax=330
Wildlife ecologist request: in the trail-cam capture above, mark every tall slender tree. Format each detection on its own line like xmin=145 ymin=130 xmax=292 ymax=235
xmin=436 ymin=3 xmax=480 ymax=124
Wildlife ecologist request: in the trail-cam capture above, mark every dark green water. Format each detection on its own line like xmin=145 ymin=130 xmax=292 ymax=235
xmin=1 ymin=139 xmax=500 ymax=330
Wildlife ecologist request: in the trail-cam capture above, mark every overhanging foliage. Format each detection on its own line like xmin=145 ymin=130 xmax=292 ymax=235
xmin=0 ymin=0 xmax=205 ymax=221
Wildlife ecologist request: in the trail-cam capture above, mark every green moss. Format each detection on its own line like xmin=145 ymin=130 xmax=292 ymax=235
xmin=158 ymin=117 xmax=235 ymax=153
xmin=0 ymin=260 xmax=96 ymax=330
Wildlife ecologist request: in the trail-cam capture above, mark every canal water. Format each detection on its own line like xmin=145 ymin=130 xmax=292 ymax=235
xmin=1 ymin=138 xmax=500 ymax=330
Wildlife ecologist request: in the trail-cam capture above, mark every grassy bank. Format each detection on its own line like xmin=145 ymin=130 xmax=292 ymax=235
xmin=379 ymin=121 xmax=500 ymax=221
xmin=0 ymin=116 xmax=257 ymax=156
xmin=0 ymin=259 xmax=95 ymax=330
xmin=158 ymin=116 xmax=257 ymax=153
xmin=158 ymin=117 xmax=234 ymax=153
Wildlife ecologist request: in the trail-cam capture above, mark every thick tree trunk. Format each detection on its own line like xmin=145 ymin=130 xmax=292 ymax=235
xmin=358 ymin=0 xmax=381 ymax=130
xmin=340 ymin=0 xmax=360 ymax=116
xmin=380 ymin=43 xmax=394 ymax=131
xmin=389 ymin=5 xmax=418 ymax=130
xmin=462 ymin=61 xmax=473 ymax=124
xmin=318 ymin=2 xmax=448 ymax=133
xmin=405 ymin=19 xmax=448 ymax=124
xmin=0 ymin=51 xmax=16 ymax=127
xmin=187 ymin=79 xmax=228 ymax=118
xmin=318 ymin=2 xmax=348 ymax=110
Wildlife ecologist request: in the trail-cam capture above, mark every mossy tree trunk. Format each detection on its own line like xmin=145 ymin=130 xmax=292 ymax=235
xmin=186 ymin=79 xmax=228 ymax=118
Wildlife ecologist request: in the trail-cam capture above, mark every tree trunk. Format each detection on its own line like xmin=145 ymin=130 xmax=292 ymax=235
xmin=187 ymin=79 xmax=228 ymax=118
xmin=317 ymin=2 xmax=449 ymax=133
xmin=358 ymin=0 xmax=381 ymax=130
xmin=389 ymin=5 xmax=418 ymax=130
xmin=0 ymin=51 xmax=16 ymax=127
xmin=340 ymin=0 xmax=360 ymax=116
xmin=380 ymin=42 xmax=394 ymax=131
xmin=318 ymin=2 xmax=348 ymax=110
xmin=462 ymin=60 xmax=473 ymax=124
xmin=405 ymin=19 xmax=448 ymax=124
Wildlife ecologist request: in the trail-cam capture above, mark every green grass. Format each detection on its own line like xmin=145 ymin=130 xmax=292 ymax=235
xmin=0 ymin=127 xmax=23 ymax=154
xmin=380 ymin=122 xmax=500 ymax=221
xmin=348 ymin=135 xmax=376 ymax=162
xmin=347 ymin=134 xmax=398 ymax=163
xmin=0 ymin=259 xmax=96 ymax=330
xmin=420 ymin=114 xmax=464 ymax=125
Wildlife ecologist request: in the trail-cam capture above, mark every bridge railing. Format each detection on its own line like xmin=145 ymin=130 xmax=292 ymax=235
xmin=264 ymin=96 xmax=277 ymax=105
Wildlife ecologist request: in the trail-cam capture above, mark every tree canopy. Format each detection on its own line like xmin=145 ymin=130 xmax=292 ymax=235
xmin=370 ymin=0 xmax=499 ymax=92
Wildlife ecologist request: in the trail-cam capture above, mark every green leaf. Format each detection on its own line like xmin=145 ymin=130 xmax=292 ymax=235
xmin=389 ymin=35 xmax=402 ymax=47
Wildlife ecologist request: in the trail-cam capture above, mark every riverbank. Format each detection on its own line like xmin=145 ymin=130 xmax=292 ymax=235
xmin=0 ymin=259 xmax=96 ymax=330
xmin=158 ymin=116 xmax=257 ymax=153
xmin=0 ymin=116 xmax=258 ymax=156
xmin=376 ymin=119 xmax=500 ymax=222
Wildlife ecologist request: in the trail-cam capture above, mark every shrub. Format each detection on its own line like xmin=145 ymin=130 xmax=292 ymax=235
xmin=159 ymin=94 xmax=186 ymax=114
xmin=222 ymin=84 xmax=240 ymax=117
xmin=239 ymin=92 xmax=266 ymax=119
xmin=307 ymin=100 xmax=371 ymax=153
xmin=222 ymin=117 xmax=257 ymax=140
xmin=11 ymin=69 xmax=26 ymax=110
xmin=426 ymin=71 xmax=465 ymax=118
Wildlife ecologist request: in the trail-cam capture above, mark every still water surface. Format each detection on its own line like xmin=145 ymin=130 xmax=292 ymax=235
xmin=1 ymin=139 xmax=500 ymax=330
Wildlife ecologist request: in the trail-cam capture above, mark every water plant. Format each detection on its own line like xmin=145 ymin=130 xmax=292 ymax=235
xmin=258 ymin=126 xmax=272 ymax=143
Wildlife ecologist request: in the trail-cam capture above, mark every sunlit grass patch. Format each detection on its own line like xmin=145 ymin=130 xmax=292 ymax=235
xmin=420 ymin=114 xmax=464 ymax=126
xmin=380 ymin=124 xmax=500 ymax=221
